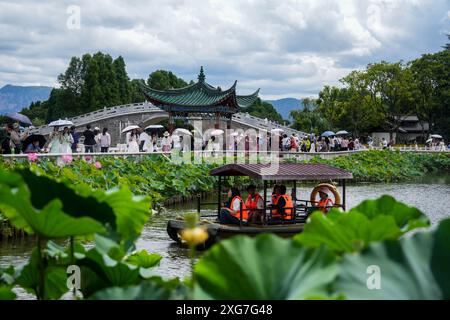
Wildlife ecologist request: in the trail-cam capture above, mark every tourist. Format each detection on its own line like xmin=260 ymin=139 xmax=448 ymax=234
xmin=9 ymin=123 xmax=22 ymax=154
xmin=335 ymin=136 xmax=342 ymax=151
xmin=245 ymin=185 xmax=264 ymax=223
xmin=316 ymin=187 xmax=334 ymax=214
xmin=60 ymin=126 xmax=74 ymax=154
xmin=161 ymin=131 xmax=172 ymax=152
xmin=48 ymin=126 xmax=62 ymax=154
xmin=348 ymin=138 xmax=355 ymax=151
xmin=138 ymin=129 xmax=151 ymax=152
xmin=172 ymin=133 xmax=181 ymax=152
xmin=282 ymin=134 xmax=290 ymax=151
xmin=354 ymin=138 xmax=360 ymax=150
xmin=24 ymin=139 xmax=42 ymax=153
xmin=70 ymin=126 xmax=80 ymax=153
xmin=100 ymin=127 xmax=111 ymax=153
xmin=329 ymin=136 xmax=336 ymax=151
xmin=83 ymin=125 xmax=96 ymax=153
xmin=367 ymin=136 xmax=374 ymax=149
xmin=341 ymin=137 xmax=349 ymax=151
xmin=309 ymin=139 xmax=316 ymax=153
xmin=439 ymin=140 xmax=446 ymax=151
xmin=1 ymin=125 xmax=12 ymax=154
xmin=290 ymin=133 xmax=299 ymax=151
xmin=219 ymin=187 xmax=248 ymax=225
xmin=127 ymin=129 xmax=140 ymax=153
xmin=94 ymin=127 xmax=102 ymax=152
xmin=381 ymin=137 xmax=388 ymax=149
xmin=270 ymin=185 xmax=294 ymax=222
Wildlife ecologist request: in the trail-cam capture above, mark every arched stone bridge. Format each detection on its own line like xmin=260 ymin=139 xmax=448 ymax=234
xmin=32 ymin=102 xmax=306 ymax=145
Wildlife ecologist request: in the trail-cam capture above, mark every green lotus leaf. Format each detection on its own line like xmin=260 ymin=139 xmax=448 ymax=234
xmin=334 ymin=219 xmax=450 ymax=299
xmin=16 ymin=252 xmax=68 ymax=300
xmin=90 ymin=277 xmax=183 ymax=300
xmin=194 ymin=234 xmax=337 ymax=300
xmin=126 ymin=250 xmax=162 ymax=278
xmin=294 ymin=210 xmax=401 ymax=253
xmin=0 ymin=285 xmax=15 ymax=300
xmin=350 ymin=195 xmax=429 ymax=231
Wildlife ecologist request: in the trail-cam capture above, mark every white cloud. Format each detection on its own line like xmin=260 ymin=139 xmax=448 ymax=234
xmin=0 ymin=0 xmax=448 ymax=98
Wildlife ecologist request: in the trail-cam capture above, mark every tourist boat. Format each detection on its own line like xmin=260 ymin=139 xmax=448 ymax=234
xmin=166 ymin=163 xmax=353 ymax=248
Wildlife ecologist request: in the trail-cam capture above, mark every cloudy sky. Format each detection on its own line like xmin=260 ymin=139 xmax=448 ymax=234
xmin=0 ymin=0 xmax=448 ymax=99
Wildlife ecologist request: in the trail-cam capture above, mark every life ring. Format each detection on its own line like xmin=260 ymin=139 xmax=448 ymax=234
xmin=310 ymin=183 xmax=342 ymax=208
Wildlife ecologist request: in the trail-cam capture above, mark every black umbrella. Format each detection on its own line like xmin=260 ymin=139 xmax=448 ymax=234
xmin=5 ymin=112 xmax=32 ymax=126
xmin=22 ymin=134 xmax=46 ymax=152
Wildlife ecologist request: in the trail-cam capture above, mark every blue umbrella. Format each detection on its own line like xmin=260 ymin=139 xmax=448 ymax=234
xmin=5 ymin=112 xmax=32 ymax=126
xmin=321 ymin=131 xmax=336 ymax=137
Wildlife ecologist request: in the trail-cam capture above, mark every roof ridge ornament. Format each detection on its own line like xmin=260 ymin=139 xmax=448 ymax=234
xmin=198 ymin=66 xmax=205 ymax=82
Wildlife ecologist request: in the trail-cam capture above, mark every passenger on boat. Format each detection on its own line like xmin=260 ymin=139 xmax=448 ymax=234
xmin=245 ymin=185 xmax=264 ymax=223
xmin=219 ymin=187 xmax=249 ymax=225
xmin=270 ymin=185 xmax=294 ymax=222
xmin=271 ymin=185 xmax=281 ymax=205
xmin=317 ymin=187 xmax=334 ymax=213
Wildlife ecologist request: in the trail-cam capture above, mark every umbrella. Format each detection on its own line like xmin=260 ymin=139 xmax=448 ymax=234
xmin=430 ymin=134 xmax=442 ymax=139
xmin=121 ymin=125 xmax=140 ymax=133
xmin=211 ymin=129 xmax=224 ymax=136
xmin=271 ymin=128 xmax=284 ymax=133
xmin=48 ymin=119 xmax=74 ymax=127
xmin=5 ymin=112 xmax=32 ymax=126
xmin=426 ymin=138 xmax=433 ymax=144
xmin=22 ymin=134 xmax=46 ymax=152
xmin=173 ymin=128 xmax=192 ymax=136
xmin=321 ymin=131 xmax=336 ymax=137
xmin=145 ymin=124 xmax=164 ymax=130
xmin=336 ymin=130 xmax=349 ymax=135
xmin=230 ymin=132 xmax=240 ymax=136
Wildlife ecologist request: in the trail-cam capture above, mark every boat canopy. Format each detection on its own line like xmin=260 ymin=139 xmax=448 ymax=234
xmin=209 ymin=163 xmax=353 ymax=181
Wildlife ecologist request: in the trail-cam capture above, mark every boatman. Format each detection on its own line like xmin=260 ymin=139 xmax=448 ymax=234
xmin=317 ymin=187 xmax=334 ymax=213
xmin=270 ymin=185 xmax=294 ymax=222
xmin=245 ymin=185 xmax=264 ymax=223
xmin=219 ymin=187 xmax=248 ymax=225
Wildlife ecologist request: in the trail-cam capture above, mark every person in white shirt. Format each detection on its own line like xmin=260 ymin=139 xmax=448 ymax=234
xmin=139 ymin=130 xmax=152 ymax=152
xmin=161 ymin=131 xmax=172 ymax=152
xmin=100 ymin=128 xmax=111 ymax=153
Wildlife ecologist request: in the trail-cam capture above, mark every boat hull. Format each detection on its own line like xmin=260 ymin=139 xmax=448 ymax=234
xmin=167 ymin=219 xmax=305 ymax=249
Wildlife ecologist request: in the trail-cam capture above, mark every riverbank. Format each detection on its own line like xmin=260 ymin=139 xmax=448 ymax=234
xmin=292 ymin=150 xmax=450 ymax=182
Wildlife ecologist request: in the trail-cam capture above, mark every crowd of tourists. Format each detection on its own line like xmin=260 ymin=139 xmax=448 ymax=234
xmin=278 ymin=133 xmax=362 ymax=152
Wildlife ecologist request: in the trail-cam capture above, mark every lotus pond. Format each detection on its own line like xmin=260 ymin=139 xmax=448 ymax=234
xmin=1 ymin=173 xmax=449 ymax=299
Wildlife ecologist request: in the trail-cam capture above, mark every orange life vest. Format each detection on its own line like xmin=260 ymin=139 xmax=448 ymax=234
xmin=245 ymin=193 xmax=263 ymax=211
xmin=317 ymin=197 xmax=333 ymax=213
xmin=229 ymin=196 xmax=249 ymax=221
xmin=271 ymin=194 xmax=294 ymax=220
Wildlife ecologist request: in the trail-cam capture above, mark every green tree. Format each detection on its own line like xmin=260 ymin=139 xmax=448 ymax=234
xmin=147 ymin=70 xmax=188 ymax=90
xmin=290 ymin=98 xmax=331 ymax=134
xmin=245 ymin=98 xmax=284 ymax=123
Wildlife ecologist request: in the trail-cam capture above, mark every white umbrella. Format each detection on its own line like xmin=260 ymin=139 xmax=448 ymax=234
xmin=48 ymin=119 xmax=74 ymax=127
xmin=230 ymin=132 xmax=240 ymax=136
xmin=430 ymin=134 xmax=442 ymax=139
xmin=211 ymin=129 xmax=224 ymax=136
xmin=336 ymin=130 xmax=349 ymax=135
xmin=173 ymin=128 xmax=192 ymax=136
xmin=426 ymin=138 xmax=433 ymax=143
xmin=145 ymin=124 xmax=164 ymax=130
xmin=271 ymin=128 xmax=284 ymax=133
xmin=122 ymin=125 xmax=140 ymax=133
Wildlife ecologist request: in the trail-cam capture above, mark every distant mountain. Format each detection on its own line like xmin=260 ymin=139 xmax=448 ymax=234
xmin=265 ymin=98 xmax=304 ymax=120
xmin=0 ymin=84 xmax=52 ymax=114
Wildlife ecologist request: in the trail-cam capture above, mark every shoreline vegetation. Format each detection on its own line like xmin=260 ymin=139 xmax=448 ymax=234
xmin=0 ymin=150 xmax=449 ymax=239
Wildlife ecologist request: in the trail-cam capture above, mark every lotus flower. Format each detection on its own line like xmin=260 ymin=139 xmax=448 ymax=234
xmin=84 ymin=155 xmax=92 ymax=162
xmin=27 ymin=153 xmax=38 ymax=162
xmin=94 ymin=161 xmax=102 ymax=169
xmin=61 ymin=154 xmax=73 ymax=163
